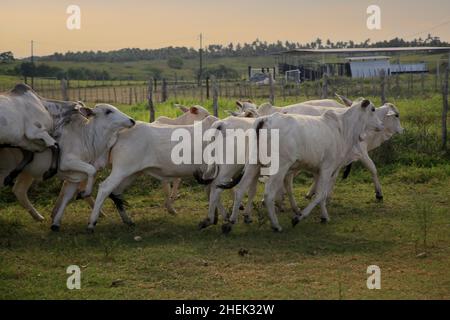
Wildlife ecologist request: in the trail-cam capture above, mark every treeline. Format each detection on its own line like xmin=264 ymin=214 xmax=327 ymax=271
xmin=5 ymin=62 xmax=111 ymax=80
xmin=38 ymin=34 xmax=449 ymax=62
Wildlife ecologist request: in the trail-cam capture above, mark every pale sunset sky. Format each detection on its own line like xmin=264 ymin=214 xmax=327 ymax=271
xmin=1 ymin=0 xmax=450 ymax=57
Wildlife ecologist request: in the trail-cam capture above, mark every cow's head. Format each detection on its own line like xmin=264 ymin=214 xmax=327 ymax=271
xmin=383 ymin=103 xmax=404 ymax=134
xmin=236 ymin=100 xmax=258 ymax=113
xmin=358 ymin=99 xmax=384 ymax=133
xmin=176 ymin=104 xmax=210 ymax=121
xmin=85 ymin=104 xmax=135 ymax=130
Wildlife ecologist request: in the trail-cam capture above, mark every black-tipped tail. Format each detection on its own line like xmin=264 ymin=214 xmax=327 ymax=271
xmin=193 ymin=170 xmax=214 ymax=185
xmin=342 ymin=163 xmax=353 ymax=180
xmin=217 ymin=170 xmax=244 ymax=189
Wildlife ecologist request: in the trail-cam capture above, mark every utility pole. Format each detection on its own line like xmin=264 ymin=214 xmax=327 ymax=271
xmin=30 ymin=40 xmax=34 ymax=88
xmin=198 ymin=33 xmax=203 ymax=86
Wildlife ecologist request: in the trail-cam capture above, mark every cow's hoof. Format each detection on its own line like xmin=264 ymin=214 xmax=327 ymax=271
xmin=167 ymin=207 xmax=177 ymax=215
xmin=198 ymin=219 xmax=211 ymax=230
xmin=292 ymin=215 xmax=302 ymax=227
xmin=33 ymin=215 xmax=45 ymax=222
xmin=376 ymin=194 xmax=383 ymax=201
xmin=124 ymin=220 xmax=135 ymax=227
xmin=50 ymin=225 xmax=60 ymax=232
xmin=320 ymin=218 xmax=329 ymax=224
xmin=86 ymin=227 xmax=95 ymax=234
xmin=239 ymin=204 xmax=245 ymax=210
xmin=244 ymin=215 xmax=253 ymax=224
xmin=221 ymin=223 xmax=233 ymax=234
xmin=271 ymin=225 xmax=283 ymax=233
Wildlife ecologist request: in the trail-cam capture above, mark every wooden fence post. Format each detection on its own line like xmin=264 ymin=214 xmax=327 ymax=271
xmin=161 ymin=78 xmax=168 ymax=102
xmin=269 ymin=74 xmax=275 ymax=105
xmin=148 ymin=79 xmax=155 ymax=122
xmin=212 ymin=77 xmax=219 ymax=117
xmin=206 ymin=76 xmax=210 ymax=100
xmin=442 ymin=66 xmax=449 ymax=151
xmin=321 ymin=73 xmax=328 ymax=98
xmin=60 ymin=78 xmax=68 ymax=101
xmin=380 ymin=69 xmax=387 ymax=104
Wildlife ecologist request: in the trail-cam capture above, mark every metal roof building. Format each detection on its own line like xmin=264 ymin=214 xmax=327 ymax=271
xmin=274 ymin=47 xmax=450 ymax=80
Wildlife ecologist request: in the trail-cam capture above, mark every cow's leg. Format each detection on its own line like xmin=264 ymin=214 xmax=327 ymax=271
xmin=109 ymin=174 xmax=137 ymax=226
xmin=263 ymin=164 xmax=291 ymax=232
xmin=360 ymin=154 xmax=383 ymax=200
xmin=170 ymin=178 xmax=181 ymax=200
xmin=88 ymin=170 xmax=130 ymax=231
xmin=222 ymin=165 xmax=260 ymax=234
xmin=243 ymin=176 xmax=258 ymax=224
xmin=51 ymin=181 xmax=79 ymax=231
xmin=162 ymin=180 xmax=177 ymax=215
xmin=59 ymin=160 xmax=96 ymax=198
xmin=3 ymin=149 xmax=34 ymax=187
xmin=293 ymin=168 xmax=333 ymax=226
xmin=12 ymin=172 xmax=44 ymax=222
xmin=77 ymin=180 xmax=106 ymax=218
xmin=306 ymin=174 xmax=318 ymax=199
xmin=285 ymin=171 xmax=301 ymax=215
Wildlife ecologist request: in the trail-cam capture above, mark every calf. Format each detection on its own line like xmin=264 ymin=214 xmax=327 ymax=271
xmin=50 ymin=104 xmax=136 ymax=230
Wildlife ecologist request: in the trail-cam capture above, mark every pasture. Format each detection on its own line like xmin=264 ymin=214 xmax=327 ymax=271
xmin=0 ymin=95 xmax=449 ymax=299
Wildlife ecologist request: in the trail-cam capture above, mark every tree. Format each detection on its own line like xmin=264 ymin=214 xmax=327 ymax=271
xmin=0 ymin=51 xmax=14 ymax=63
xmin=17 ymin=62 xmax=35 ymax=82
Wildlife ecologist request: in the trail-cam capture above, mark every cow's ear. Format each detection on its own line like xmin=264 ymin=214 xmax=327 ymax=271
xmin=175 ymin=104 xmax=189 ymax=113
xmin=244 ymin=110 xmax=256 ymax=118
xmin=245 ymin=99 xmax=253 ymax=103
xmin=361 ymin=99 xmax=371 ymax=108
xmin=190 ymin=106 xmax=199 ymax=114
xmin=77 ymin=101 xmax=86 ymax=108
xmin=236 ymin=101 xmax=244 ymax=110
xmin=79 ymin=107 xmax=95 ymax=117
xmin=335 ymin=93 xmax=352 ymax=107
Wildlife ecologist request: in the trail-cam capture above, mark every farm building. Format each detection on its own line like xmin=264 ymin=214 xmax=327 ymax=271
xmin=274 ymin=47 xmax=450 ymax=80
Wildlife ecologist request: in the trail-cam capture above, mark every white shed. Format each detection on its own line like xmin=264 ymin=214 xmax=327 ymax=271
xmin=346 ymin=56 xmax=390 ymax=78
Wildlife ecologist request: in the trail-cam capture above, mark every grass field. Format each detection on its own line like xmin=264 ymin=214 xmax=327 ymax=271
xmin=0 ymin=95 xmax=449 ymax=299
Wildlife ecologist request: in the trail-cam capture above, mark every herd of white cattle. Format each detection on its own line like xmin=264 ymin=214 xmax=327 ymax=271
xmin=0 ymin=83 xmax=403 ymax=233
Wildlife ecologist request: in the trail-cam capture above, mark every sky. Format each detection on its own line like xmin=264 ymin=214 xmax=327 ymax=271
xmin=1 ymin=0 xmax=450 ymax=57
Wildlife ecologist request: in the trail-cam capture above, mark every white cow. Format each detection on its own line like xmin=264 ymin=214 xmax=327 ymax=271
xmin=234 ymin=97 xmax=403 ymax=204
xmin=154 ymin=105 xmax=210 ymax=125
xmin=49 ymin=104 xmax=136 ymax=230
xmin=0 ymin=84 xmax=82 ymax=185
xmin=152 ymin=104 xmax=211 ymax=212
xmin=223 ymin=99 xmax=383 ymax=233
xmin=87 ymin=116 xmax=219 ymax=231
xmin=196 ymin=116 xmax=257 ymax=229
xmin=0 ymin=84 xmax=57 ymax=152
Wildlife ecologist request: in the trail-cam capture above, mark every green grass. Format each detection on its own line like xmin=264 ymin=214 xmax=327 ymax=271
xmin=0 ymin=94 xmax=449 ymax=299
xmin=0 ymin=56 xmax=274 ymax=82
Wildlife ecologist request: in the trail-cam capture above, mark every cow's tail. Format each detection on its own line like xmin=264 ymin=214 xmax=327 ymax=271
xmin=193 ymin=169 xmax=215 ymax=185
xmin=194 ymin=121 xmax=223 ymax=185
xmin=254 ymin=116 xmax=268 ymax=166
xmin=342 ymin=163 xmax=353 ymax=180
